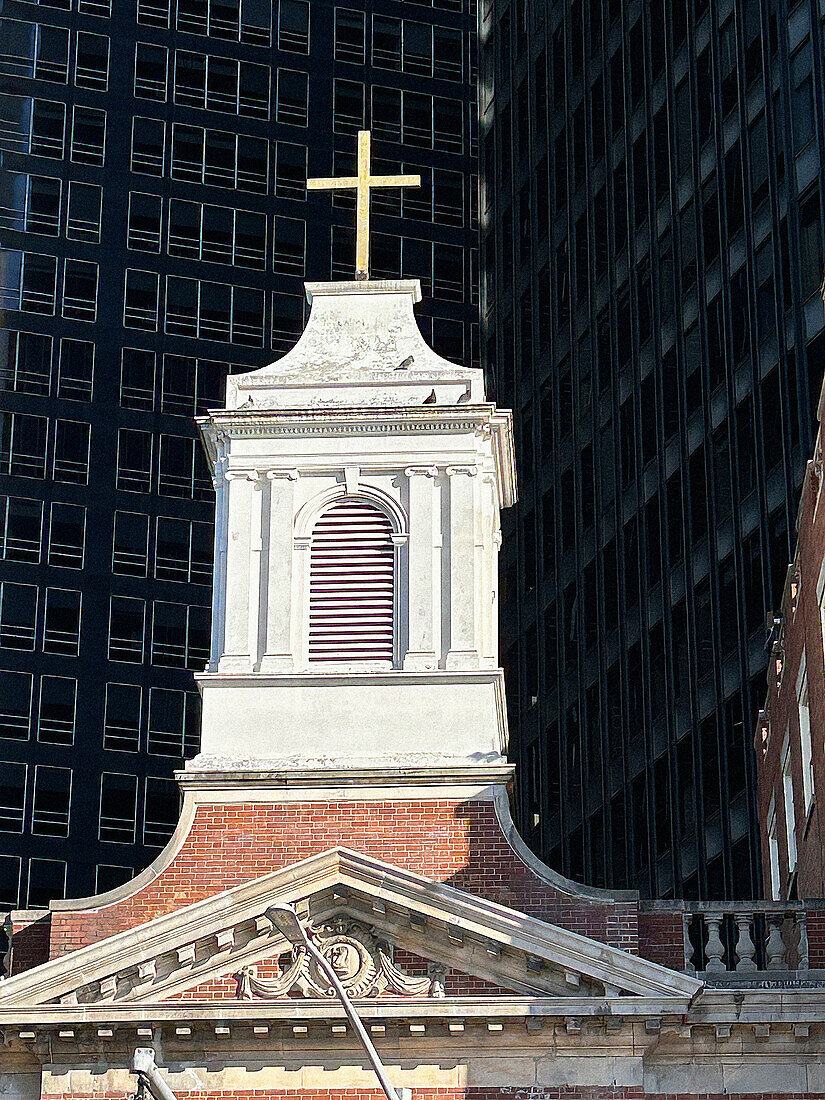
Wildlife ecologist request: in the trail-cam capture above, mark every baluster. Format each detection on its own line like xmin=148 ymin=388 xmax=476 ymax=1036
xmin=734 ymin=914 xmax=757 ymax=972
xmin=797 ymin=912 xmax=810 ymax=971
xmin=683 ymin=912 xmax=696 ymax=974
xmin=704 ymin=914 xmax=727 ymax=973
xmin=765 ymin=917 xmax=787 ymax=970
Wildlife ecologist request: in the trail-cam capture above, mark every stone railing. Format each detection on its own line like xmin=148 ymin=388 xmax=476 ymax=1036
xmin=682 ymin=902 xmax=810 ymax=975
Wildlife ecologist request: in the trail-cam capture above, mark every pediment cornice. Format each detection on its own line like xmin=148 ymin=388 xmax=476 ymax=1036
xmin=0 ymin=848 xmax=701 ymax=1011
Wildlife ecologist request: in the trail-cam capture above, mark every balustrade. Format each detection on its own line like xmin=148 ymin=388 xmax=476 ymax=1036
xmin=678 ymin=903 xmax=810 ymax=975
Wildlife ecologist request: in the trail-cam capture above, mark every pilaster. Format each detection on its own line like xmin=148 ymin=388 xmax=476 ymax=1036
xmin=260 ymin=469 xmax=299 ymax=673
xmin=445 ymin=466 xmax=479 ymax=670
xmin=403 ymin=465 xmax=439 ymax=670
xmin=218 ymin=471 xmax=256 ymax=673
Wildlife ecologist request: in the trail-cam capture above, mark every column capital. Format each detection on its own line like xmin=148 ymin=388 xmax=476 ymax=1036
xmin=445 ymin=465 xmax=478 ymax=478
xmin=266 ymin=468 xmax=300 ymax=481
xmin=404 ymin=465 xmax=439 ymax=478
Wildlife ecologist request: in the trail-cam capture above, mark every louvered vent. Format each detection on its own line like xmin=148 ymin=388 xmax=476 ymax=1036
xmin=308 ymin=499 xmax=394 ymax=662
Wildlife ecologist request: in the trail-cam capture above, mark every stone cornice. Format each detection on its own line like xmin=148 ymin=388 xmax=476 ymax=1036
xmin=196 ymin=406 xmax=517 ymax=507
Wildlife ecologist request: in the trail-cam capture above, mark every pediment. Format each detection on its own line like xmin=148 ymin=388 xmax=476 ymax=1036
xmin=0 ymin=848 xmax=701 ymax=1010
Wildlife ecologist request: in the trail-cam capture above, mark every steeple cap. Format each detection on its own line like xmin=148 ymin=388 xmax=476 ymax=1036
xmin=226 ymin=280 xmax=484 ymax=411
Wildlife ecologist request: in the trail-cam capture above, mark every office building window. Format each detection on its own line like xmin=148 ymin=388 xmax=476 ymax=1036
xmin=103 ymin=682 xmax=142 ymax=751
xmin=275 ymin=140 xmax=307 ymax=199
xmin=1 ymin=494 xmax=43 ymax=563
xmin=120 ymin=348 xmax=156 ymax=410
xmin=0 ymin=856 xmax=22 ymax=908
xmin=147 ymin=687 xmax=200 ymax=756
xmin=0 ymin=671 xmax=33 ymax=740
xmin=150 ymin=600 xmax=210 ymax=668
xmin=29 ymin=97 xmax=66 ymax=158
xmin=333 ymin=78 xmax=365 ymax=134
xmin=124 ymin=269 xmax=159 ymax=330
xmin=53 ymin=419 xmax=91 ymax=483
xmin=62 ymin=258 xmax=98 ymax=321
xmin=25 ymin=174 xmax=61 ymax=236
xmin=173 ymin=51 xmax=269 ymax=118
xmin=165 ymin=276 xmax=264 ymax=346
xmin=27 ymin=858 xmax=67 ymax=906
xmin=276 ymin=68 xmax=309 ymax=125
xmin=272 ymin=215 xmax=305 ymax=275
xmin=96 ymin=863 xmax=133 ymax=892
xmin=138 ymin=0 xmax=170 ymax=26
xmin=43 ymin=587 xmax=82 ymax=655
xmin=278 ymin=0 xmax=309 ymax=53
xmin=75 ymin=31 xmax=110 ymax=90
xmin=0 ymin=763 xmax=26 ymax=832
xmin=108 ymin=595 xmax=146 ymax=662
xmin=155 ymin=516 xmax=212 ymax=583
xmin=134 ymin=42 xmax=168 ymax=99
xmin=167 ymin=200 xmax=266 ymax=269
xmin=0 ymin=581 xmax=38 ymax=650
xmin=19 ymin=252 xmax=58 ymax=314
xmin=32 ymin=764 xmax=71 ymax=836
xmin=335 ymin=8 xmax=365 ymax=63
xmin=131 ymin=116 xmax=166 ymax=175
xmin=99 ymin=772 xmax=138 ymax=843
xmin=27 ymin=853 xmax=67 ymax=906
xmin=128 ymin=192 xmax=162 ymax=252
xmin=160 ymin=354 xmax=225 ymax=415
xmin=66 ymin=181 xmax=102 ymax=242
xmin=58 ymin=339 xmax=95 ymax=401
xmin=1 ymin=331 xmax=52 ymax=395
xmin=70 ymin=105 xmax=106 ymax=165
xmin=33 ymin=24 xmax=70 ymax=82
xmin=116 ymin=427 xmax=153 ymax=492
xmin=48 ymin=502 xmax=86 ymax=568
xmin=38 ymin=675 xmax=77 ymax=744
xmin=158 ymin=434 xmax=211 ymax=499
xmin=113 ymin=511 xmax=150 ymax=576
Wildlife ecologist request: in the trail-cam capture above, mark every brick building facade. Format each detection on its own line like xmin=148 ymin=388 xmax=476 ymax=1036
xmin=756 ymin=362 xmax=825 ymax=900
xmin=3 ymin=273 xmax=825 ymax=1098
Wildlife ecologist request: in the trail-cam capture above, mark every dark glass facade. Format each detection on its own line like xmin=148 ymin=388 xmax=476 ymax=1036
xmin=481 ymin=0 xmax=825 ymax=897
xmin=0 ymin=0 xmax=478 ymax=907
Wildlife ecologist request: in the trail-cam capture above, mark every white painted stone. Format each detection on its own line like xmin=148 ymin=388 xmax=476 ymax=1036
xmin=721 ymin=1061 xmax=809 ymax=1094
xmin=536 ymin=1056 xmax=643 ymax=1088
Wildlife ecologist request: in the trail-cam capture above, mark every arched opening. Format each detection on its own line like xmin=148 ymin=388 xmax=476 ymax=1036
xmin=308 ymin=498 xmax=395 ymax=663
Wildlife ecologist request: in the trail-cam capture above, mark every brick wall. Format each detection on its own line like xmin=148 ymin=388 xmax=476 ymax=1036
xmin=48 ymin=797 xmax=639 ymax=958
xmin=637 ymin=910 xmax=685 ymax=970
xmin=6 ymin=911 xmax=51 ymax=975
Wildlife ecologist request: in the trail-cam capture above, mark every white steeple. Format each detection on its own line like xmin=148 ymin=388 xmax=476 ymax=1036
xmin=195 ymin=279 xmax=516 ymax=772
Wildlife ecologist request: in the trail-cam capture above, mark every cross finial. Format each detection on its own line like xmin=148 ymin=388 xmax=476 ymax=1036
xmin=307 ymin=131 xmax=421 ymax=281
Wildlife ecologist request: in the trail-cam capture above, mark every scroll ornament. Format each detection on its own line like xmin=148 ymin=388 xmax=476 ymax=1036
xmin=235 ymin=919 xmax=446 ymax=999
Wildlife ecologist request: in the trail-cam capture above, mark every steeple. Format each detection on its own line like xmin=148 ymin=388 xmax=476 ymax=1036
xmin=194 ymin=135 xmax=515 ymax=775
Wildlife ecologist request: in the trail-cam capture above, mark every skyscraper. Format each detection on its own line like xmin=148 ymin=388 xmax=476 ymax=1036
xmin=481 ymin=0 xmax=824 ymax=897
xmin=0 ymin=0 xmax=478 ymax=908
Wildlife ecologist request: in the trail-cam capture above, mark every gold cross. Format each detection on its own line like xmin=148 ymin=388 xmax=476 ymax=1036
xmin=307 ymin=130 xmax=421 ymax=280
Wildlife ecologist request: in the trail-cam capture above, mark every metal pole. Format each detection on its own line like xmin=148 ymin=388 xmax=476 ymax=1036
xmin=301 ymin=934 xmax=404 ymax=1100
xmin=266 ymin=904 xmax=407 ymax=1100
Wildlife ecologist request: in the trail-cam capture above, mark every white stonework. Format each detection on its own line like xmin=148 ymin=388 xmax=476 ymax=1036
xmin=195 ymin=280 xmax=516 ymax=770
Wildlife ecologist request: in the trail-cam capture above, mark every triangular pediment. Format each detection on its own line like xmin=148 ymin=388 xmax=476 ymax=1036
xmin=0 ymin=848 xmax=701 ymax=1011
